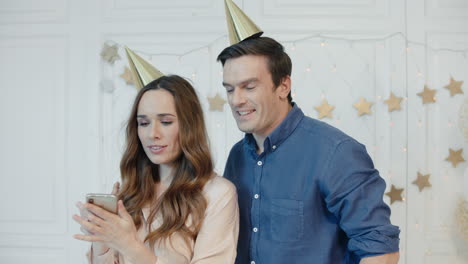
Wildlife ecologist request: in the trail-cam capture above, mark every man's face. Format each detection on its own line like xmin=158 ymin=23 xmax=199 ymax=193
xmin=222 ymin=55 xmax=286 ymax=138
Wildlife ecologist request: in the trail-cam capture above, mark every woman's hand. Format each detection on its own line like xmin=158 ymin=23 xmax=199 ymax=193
xmin=73 ymin=199 xmax=139 ymax=255
xmin=73 ymin=182 xmax=126 ymax=255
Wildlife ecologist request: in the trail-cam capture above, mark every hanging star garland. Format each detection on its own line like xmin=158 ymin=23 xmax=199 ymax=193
xmin=207 ymin=93 xmax=226 ymax=112
xmin=412 ymin=172 xmax=431 ymax=192
xmin=353 ymin=97 xmax=374 ymax=116
xmin=314 ymin=99 xmax=335 ymax=119
xmin=444 ymin=76 xmax=464 ymax=97
xmin=385 ymin=184 xmax=404 ymax=204
xmin=445 ymin=148 xmax=465 ymax=168
xmin=384 ymin=92 xmax=403 ymax=112
xmin=101 ymin=43 xmax=121 ymax=64
xmin=417 ymin=85 xmax=436 ymax=104
xmin=120 ymin=67 xmax=134 ymax=85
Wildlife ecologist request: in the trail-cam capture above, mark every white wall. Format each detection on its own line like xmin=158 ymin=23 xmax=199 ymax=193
xmin=0 ymin=0 xmax=467 ymax=263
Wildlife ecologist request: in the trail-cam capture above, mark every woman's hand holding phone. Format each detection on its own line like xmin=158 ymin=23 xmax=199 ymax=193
xmin=73 ymin=182 xmax=140 ymax=256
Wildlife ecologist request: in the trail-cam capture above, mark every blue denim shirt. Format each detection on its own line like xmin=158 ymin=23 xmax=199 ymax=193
xmin=224 ymin=104 xmax=400 ymax=264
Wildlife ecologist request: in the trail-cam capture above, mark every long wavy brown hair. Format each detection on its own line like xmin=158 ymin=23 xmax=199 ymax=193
xmin=118 ymin=75 xmax=213 ymax=248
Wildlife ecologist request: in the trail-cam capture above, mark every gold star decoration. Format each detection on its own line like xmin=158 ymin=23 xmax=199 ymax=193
xmin=385 ymin=185 xmax=404 ymax=205
xmin=445 ymin=148 xmax=465 ymax=168
xmin=353 ymin=97 xmax=374 ymax=116
xmin=412 ymin=172 xmax=431 ymax=192
xmin=207 ymin=93 xmax=226 ymax=112
xmin=417 ymin=85 xmax=436 ymax=104
xmin=100 ymin=43 xmax=121 ymax=64
xmin=120 ymin=67 xmax=133 ymax=85
xmin=384 ymin=92 xmax=403 ymax=112
xmin=444 ymin=76 xmax=464 ymax=97
xmin=314 ymin=99 xmax=335 ymax=119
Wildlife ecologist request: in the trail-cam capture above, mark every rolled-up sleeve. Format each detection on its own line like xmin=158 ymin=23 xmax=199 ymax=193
xmin=321 ymin=139 xmax=400 ymax=259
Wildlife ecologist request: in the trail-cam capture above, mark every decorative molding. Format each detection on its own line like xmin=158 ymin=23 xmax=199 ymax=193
xmin=101 ymin=0 xmax=223 ymax=22
xmin=0 ymin=35 xmax=68 ymax=235
xmin=425 ymin=0 xmax=468 ymax=18
xmin=0 ymin=0 xmax=68 ymax=24
xmin=262 ymin=0 xmax=391 ymax=18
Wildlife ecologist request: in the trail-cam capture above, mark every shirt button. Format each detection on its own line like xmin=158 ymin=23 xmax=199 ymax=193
xmin=272 ymin=145 xmax=277 ymax=150
xmin=253 ymin=227 xmax=258 ymax=232
xmin=257 ymin=161 xmax=263 ymax=166
xmin=254 ymin=194 xmax=259 ymax=199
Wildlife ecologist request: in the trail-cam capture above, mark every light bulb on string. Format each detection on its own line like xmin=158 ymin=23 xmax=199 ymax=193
xmin=331 ymin=65 xmax=337 ymax=72
xmin=402 ymin=147 xmax=407 ymax=152
xmin=417 ymin=71 xmax=424 ymax=77
xmin=417 ymin=120 xmax=423 ymax=127
xmin=320 ymin=40 xmax=326 ymax=47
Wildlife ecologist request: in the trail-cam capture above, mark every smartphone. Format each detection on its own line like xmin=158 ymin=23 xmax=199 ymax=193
xmin=86 ymin=193 xmax=118 ymax=214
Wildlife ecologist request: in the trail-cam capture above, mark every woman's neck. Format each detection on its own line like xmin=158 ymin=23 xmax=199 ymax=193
xmin=158 ymin=164 xmax=174 ymax=188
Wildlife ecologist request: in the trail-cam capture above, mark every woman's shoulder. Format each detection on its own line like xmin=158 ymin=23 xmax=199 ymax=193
xmin=203 ymin=173 xmax=237 ymax=201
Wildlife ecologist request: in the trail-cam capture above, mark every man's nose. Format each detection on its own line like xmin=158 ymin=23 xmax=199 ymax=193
xmin=230 ymin=89 xmax=246 ymax=107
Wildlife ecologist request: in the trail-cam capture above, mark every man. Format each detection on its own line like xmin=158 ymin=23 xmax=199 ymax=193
xmin=218 ymin=37 xmax=400 ymax=264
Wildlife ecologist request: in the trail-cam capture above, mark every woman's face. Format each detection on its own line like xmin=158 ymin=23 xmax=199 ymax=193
xmin=137 ymin=89 xmax=181 ymax=166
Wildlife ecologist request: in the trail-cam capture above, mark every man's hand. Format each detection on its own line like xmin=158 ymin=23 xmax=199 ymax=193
xmin=360 ymin=252 xmax=399 ymax=264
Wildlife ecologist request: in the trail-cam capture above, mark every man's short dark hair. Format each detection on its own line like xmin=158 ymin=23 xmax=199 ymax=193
xmin=217 ymin=37 xmax=293 ymax=103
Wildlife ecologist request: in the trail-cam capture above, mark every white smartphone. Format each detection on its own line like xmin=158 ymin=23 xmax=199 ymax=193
xmin=86 ymin=193 xmax=118 ymax=214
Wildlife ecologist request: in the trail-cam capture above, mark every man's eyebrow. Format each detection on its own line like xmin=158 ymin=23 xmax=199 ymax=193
xmin=222 ymin=78 xmax=258 ymax=88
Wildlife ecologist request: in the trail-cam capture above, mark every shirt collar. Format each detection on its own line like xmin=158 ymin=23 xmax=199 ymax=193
xmin=244 ymin=103 xmax=304 ymax=154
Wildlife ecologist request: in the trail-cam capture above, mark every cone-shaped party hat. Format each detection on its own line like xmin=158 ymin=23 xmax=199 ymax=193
xmin=224 ymin=0 xmax=263 ymax=45
xmin=124 ymin=46 xmax=164 ymax=90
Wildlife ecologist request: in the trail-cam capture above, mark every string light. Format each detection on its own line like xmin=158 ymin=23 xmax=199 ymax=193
xmin=104 ymin=32 xmax=468 ymax=62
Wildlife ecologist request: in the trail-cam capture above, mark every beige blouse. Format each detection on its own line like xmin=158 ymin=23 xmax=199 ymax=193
xmin=87 ymin=175 xmax=239 ymax=264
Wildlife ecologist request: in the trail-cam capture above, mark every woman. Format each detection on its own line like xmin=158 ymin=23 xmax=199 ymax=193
xmin=73 ymin=75 xmax=239 ymax=263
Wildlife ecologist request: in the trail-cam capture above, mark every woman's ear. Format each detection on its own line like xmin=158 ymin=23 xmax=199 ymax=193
xmin=277 ymin=76 xmax=292 ymax=100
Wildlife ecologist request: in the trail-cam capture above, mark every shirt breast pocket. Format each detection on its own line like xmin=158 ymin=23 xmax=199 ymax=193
xmin=270 ymin=198 xmax=304 ymax=242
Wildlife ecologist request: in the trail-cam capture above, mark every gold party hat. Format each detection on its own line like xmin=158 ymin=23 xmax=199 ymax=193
xmin=124 ymin=46 xmax=164 ymax=90
xmin=224 ymin=0 xmax=263 ymax=45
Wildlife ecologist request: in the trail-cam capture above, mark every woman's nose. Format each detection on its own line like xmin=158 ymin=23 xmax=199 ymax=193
xmin=149 ymin=124 xmax=161 ymax=139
